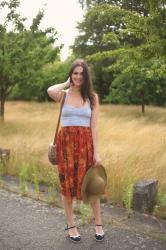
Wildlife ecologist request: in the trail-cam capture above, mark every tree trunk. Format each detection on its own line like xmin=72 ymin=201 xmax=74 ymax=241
xmin=0 ymin=88 xmax=5 ymax=122
xmin=141 ymin=91 xmax=145 ymax=114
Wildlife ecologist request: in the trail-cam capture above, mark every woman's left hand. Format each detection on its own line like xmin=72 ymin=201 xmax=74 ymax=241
xmin=93 ymin=153 xmax=102 ymax=166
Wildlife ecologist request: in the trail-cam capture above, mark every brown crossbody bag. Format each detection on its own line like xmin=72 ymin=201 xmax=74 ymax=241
xmin=48 ymin=91 xmax=66 ymax=165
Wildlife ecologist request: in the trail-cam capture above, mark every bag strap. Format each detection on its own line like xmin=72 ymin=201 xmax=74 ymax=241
xmin=53 ymin=91 xmax=66 ymax=145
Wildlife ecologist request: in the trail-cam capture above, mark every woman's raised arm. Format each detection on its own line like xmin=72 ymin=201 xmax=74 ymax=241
xmin=47 ymin=78 xmax=70 ymax=102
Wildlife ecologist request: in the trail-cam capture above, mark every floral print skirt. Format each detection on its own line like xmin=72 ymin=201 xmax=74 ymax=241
xmin=56 ymin=126 xmax=94 ymax=201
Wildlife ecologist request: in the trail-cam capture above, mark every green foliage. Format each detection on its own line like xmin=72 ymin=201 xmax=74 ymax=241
xmin=31 ymin=164 xmax=40 ymax=194
xmin=1 ymin=0 xmax=166 ymax=112
xmin=19 ymin=163 xmax=29 ymax=194
xmin=123 ymin=182 xmax=134 ymax=215
xmin=8 ymin=59 xmax=72 ymax=101
xmin=109 ymin=7 xmax=166 ymax=108
xmin=75 ymin=1 xmax=166 ymax=110
xmin=158 ymin=193 xmax=166 ymax=207
xmin=73 ymin=4 xmax=129 ymax=98
xmin=0 ymin=162 xmax=7 ymax=176
xmin=0 ymin=0 xmax=61 ymax=120
xmin=104 ymin=57 xmax=166 ymax=106
xmin=79 ymin=0 xmax=149 ymax=15
xmin=73 ymin=4 xmax=128 ymax=56
xmin=154 ymin=193 xmax=166 ymax=219
xmin=39 ymin=59 xmax=72 ymax=101
xmin=78 ymin=0 xmax=166 ymax=15
xmin=122 ymin=156 xmax=136 ymax=215
xmin=47 ymin=167 xmax=58 ymax=205
xmin=79 ymin=203 xmax=92 ymax=224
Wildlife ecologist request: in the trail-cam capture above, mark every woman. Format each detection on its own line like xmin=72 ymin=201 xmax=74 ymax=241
xmin=47 ymin=59 xmax=104 ymax=243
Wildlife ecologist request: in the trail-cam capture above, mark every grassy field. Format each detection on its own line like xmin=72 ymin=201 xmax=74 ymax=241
xmin=0 ymin=101 xmax=166 ymax=216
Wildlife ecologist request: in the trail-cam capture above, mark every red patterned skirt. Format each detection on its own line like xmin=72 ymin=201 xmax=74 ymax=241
xmin=56 ymin=126 xmax=94 ymax=201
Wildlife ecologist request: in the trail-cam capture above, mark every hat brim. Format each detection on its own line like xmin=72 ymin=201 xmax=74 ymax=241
xmin=81 ymin=164 xmax=107 ymax=204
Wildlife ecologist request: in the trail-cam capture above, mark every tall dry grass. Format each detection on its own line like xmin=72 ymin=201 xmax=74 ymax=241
xmin=0 ymin=101 xmax=166 ymax=205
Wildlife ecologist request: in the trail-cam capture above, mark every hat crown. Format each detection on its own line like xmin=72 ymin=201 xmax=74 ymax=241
xmin=81 ymin=165 xmax=107 ymax=203
xmin=86 ymin=176 xmax=105 ymax=195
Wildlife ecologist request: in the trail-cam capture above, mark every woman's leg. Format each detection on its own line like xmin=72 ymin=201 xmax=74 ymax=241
xmin=90 ymin=198 xmax=104 ymax=235
xmin=61 ymin=195 xmax=80 ymax=236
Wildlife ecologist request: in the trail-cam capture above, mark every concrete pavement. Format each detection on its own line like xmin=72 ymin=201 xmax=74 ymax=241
xmin=0 ymin=188 xmax=166 ymax=250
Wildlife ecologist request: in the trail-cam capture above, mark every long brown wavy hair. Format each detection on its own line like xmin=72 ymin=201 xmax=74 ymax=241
xmin=68 ymin=59 xmax=96 ymax=109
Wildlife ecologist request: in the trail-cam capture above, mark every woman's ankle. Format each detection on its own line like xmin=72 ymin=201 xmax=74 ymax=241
xmin=95 ymin=225 xmax=104 ymax=235
xmin=68 ymin=226 xmax=80 ymax=237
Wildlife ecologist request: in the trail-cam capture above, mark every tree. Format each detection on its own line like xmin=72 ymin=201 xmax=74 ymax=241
xmin=0 ymin=0 xmax=61 ymax=121
xmin=73 ymin=4 xmax=131 ymax=98
xmin=78 ymin=0 xmax=148 ymax=15
xmin=9 ymin=58 xmax=73 ymax=102
xmin=86 ymin=0 xmax=166 ymax=112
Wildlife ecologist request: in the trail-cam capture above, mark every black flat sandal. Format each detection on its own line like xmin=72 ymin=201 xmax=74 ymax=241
xmin=95 ymin=224 xmax=105 ymax=242
xmin=65 ymin=224 xmax=81 ymax=243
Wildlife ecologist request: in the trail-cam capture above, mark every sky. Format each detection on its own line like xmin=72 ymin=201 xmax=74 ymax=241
xmin=0 ymin=0 xmax=84 ymax=61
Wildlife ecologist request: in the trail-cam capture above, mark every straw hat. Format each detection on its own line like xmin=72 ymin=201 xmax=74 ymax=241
xmin=81 ymin=164 xmax=107 ymax=203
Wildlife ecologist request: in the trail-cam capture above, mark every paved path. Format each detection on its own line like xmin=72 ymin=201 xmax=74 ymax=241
xmin=0 ymin=188 xmax=166 ymax=250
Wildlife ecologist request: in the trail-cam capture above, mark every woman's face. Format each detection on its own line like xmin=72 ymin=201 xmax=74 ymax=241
xmin=71 ymin=66 xmax=84 ymax=87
